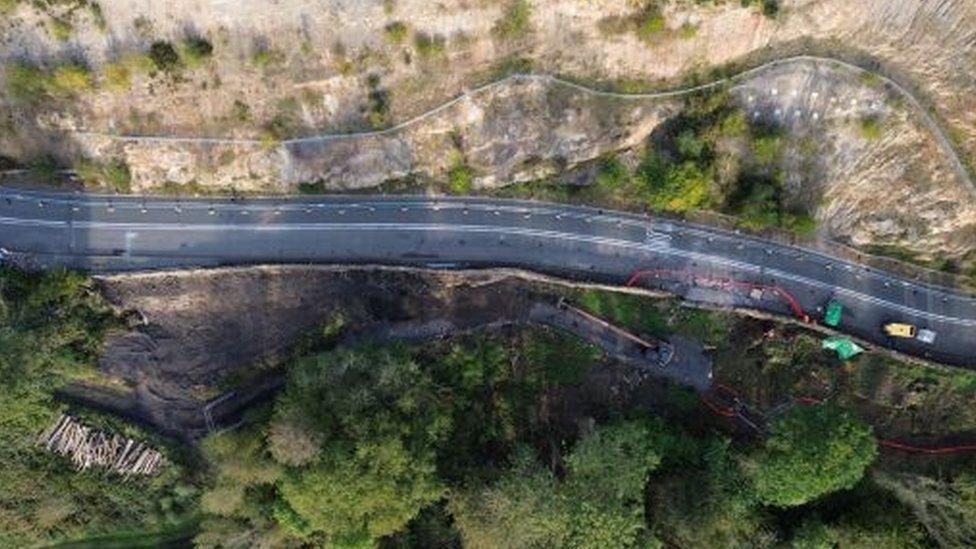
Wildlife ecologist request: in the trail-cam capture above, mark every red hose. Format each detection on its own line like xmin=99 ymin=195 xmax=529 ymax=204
xmin=704 ymin=387 xmax=976 ymax=455
xmin=626 ymin=269 xmax=810 ymax=322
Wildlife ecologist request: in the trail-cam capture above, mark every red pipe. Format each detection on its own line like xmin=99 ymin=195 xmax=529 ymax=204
xmin=626 ymin=269 xmax=810 ymax=322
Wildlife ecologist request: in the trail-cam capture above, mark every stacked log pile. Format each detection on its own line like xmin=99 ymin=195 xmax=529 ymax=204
xmin=38 ymin=414 xmax=165 ymax=477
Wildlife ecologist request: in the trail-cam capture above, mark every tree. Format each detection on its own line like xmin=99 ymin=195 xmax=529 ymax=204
xmin=271 ymin=346 xmax=454 ymax=543
xmin=449 ymin=448 xmax=569 ymax=549
xmin=874 ymin=471 xmax=976 ymax=547
xmin=752 ymin=404 xmax=877 ymax=507
xmin=279 ymin=439 xmax=444 ymax=542
xmin=450 ymin=420 xmax=663 ymax=549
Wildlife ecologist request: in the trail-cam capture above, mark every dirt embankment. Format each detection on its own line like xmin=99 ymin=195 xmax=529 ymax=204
xmin=82 ymin=267 xmax=572 ymax=438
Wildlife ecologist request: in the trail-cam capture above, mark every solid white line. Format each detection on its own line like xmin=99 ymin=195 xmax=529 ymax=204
xmin=2 ymin=215 xmax=974 ymax=327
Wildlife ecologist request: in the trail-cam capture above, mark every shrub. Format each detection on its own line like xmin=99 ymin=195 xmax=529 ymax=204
xmin=752 ymin=404 xmax=877 ymax=507
xmin=181 ymin=36 xmax=214 ymax=67
xmin=384 ymin=21 xmax=409 ymax=44
xmin=49 ymin=63 xmax=94 ymax=95
xmin=447 ymin=161 xmax=474 ymax=194
xmin=751 ymin=134 xmax=782 ymax=164
xmin=49 ymin=18 xmax=73 ymax=41
xmin=148 ymin=41 xmax=181 ymax=72
xmin=103 ymin=54 xmax=154 ymax=90
xmin=251 ymin=47 xmax=284 ymax=68
xmin=4 ymin=63 xmax=47 ymax=102
xmin=74 ymin=158 xmax=132 ymax=193
xmin=231 ymin=100 xmax=250 ymax=122
xmin=635 ymin=7 xmax=666 ymax=41
xmin=859 ymin=116 xmax=883 ymax=140
xmin=595 ymin=155 xmax=629 ymax=188
xmin=493 ymin=0 xmax=532 ymax=39
xmin=413 ymin=31 xmax=446 ymax=59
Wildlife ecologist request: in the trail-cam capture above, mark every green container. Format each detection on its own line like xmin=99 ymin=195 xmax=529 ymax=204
xmin=824 ymin=300 xmax=843 ymax=327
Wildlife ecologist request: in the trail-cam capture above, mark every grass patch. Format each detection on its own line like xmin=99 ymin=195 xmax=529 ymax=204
xmin=446 ymin=158 xmax=474 ymax=194
xmin=251 ymin=46 xmax=285 ymax=68
xmin=102 ymin=53 xmax=154 ymax=91
xmin=384 ymin=21 xmax=409 ymax=44
xmin=493 ymin=0 xmax=532 ymax=40
xmin=50 ymin=18 xmax=73 ymax=41
xmin=180 ymin=36 xmax=214 ymax=68
xmin=74 ymin=158 xmax=132 ymax=193
xmin=575 ymin=290 xmax=670 ymax=337
xmin=413 ymin=31 xmax=447 ymax=60
xmin=858 ymin=116 xmax=883 ymax=140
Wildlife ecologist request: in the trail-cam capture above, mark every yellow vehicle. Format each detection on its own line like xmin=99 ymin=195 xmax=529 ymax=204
xmin=883 ymin=322 xmax=917 ymax=339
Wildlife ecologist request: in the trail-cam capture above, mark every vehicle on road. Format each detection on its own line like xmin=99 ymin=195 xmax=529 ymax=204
xmin=884 ymin=322 xmax=917 ymax=339
xmin=916 ymin=328 xmax=937 ymax=344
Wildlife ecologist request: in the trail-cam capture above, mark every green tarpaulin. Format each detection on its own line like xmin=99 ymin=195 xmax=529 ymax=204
xmin=824 ymin=300 xmax=843 ymax=327
xmin=822 ymin=337 xmax=864 ymax=361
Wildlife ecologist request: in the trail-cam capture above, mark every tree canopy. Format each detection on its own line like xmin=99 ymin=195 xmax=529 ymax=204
xmin=752 ymin=404 xmax=877 ymax=507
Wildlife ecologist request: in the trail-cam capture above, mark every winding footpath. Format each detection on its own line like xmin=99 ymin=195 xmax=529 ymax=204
xmin=0 ymin=188 xmax=974 ymax=368
xmin=69 ymin=54 xmax=974 ymax=197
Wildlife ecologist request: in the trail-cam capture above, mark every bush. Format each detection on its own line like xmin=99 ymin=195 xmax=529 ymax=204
xmin=384 ymin=21 xmax=409 ymax=44
xmin=447 ymin=161 xmax=474 ymax=194
xmin=413 ymin=31 xmax=446 ymax=59
xmin=859 ymin=116 xmax=883 ymax=140
xmin=74 ymin=158 xmax=132 ymax=193
xmin=49 ymin=63 xmax=94 ymax=95
xmin=4 ymin=63 xmax=47 ymax=102
xmin=102 ymin=54 xmax=154 ymax=91
xmin=365 ymin=75 xmax=390 ymax=128
xmin=752 ymin=404 xmax=877 ymax=507
xmin=493 ymin=0 xmax=532 ymax=39
xmin=50 ymin=18 xmax=73 ymax=41
xmin=251 ymin=46 xmax=285 ymax=67
xmin=181 ymin=36 xmax=214 ymax=67
xmin=751 ymin=134 xmax=782 ymax=164
xmin=149 ymin=41 xmax=181 ymax=72
xmin=636 ymin=154 xmax=713 ymax=212
xmin=595 ymin=155 xmax=629 ymax=188
xmin=635 ymin=7 xmax=666 ymax=41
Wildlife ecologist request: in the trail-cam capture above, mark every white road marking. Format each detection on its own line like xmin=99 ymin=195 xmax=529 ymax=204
xmin=3 ymin=214 xmax=975 ymax=327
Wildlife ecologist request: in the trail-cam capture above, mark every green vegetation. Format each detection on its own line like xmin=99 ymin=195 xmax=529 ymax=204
xmin=383 ymin=21 xmax=409 ymax=44
xmin=413 ymin=31 xmax=447 ymax=60
xmin=4 ymin=61 xmax=97 ymax=102
xmin=50 ymin=17 xmax=74 ymax=41
xmin=148 ymin=41 xmax=181 ymax=72
xmin=635 ymin=4 xmax=667 ymax=42
xmin=74 ymin=157 xmax=133 ymax=193
xmin=859 ymin=115 xmax=884 ymax=140
xmin=752 ymin=404 xmax=877 ymax=507
xmin=195 ymin=328 xmax=606 ymax=546
xmin=0 ymin=269 xmax=197 ymax=546
xmin=493 ymin=0 xmax=532 ymax=40
xmin=452 ymin=420 xmax=663 ymax=548
xmin=0 ymin=269 xmax=970 ymax=547
xmin=251 ymin=46 xmax=285 ymax=68
xmin=102 ymin=53 xmax=154 ymax=91
xmin=446 ymin=159 xmax=474 ymax=194
xmin=231 ymin=99 xmax=251 ymax=122
xmin=180 ymin=36 xmax=214 ymax=67
xmin=365 ymin=74 xmax=391 ymax=128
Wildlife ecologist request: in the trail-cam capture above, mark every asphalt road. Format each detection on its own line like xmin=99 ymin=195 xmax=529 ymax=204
xmin=1 ymin=187 xmax=973 ymax=368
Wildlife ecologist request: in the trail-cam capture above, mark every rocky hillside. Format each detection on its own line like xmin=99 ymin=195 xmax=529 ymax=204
xmin=1 ymin=0 xmax=975 ymax=263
